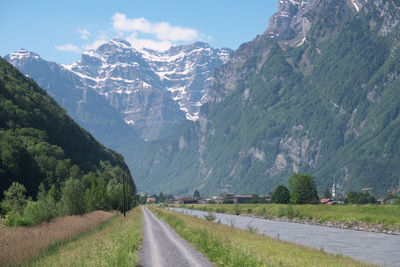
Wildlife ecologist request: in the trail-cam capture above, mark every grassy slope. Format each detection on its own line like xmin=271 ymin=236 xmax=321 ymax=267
xmin=152 ymin=207 xmax=374 ymax=267
xmin=29 ymin=206 xmax=142 ymax=267
xmin=176 ymin=204 xmax=400 ymax=229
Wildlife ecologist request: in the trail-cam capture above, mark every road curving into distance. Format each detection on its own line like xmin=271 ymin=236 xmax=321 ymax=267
xmin=140 ymin=206 xmax=214 ymax=267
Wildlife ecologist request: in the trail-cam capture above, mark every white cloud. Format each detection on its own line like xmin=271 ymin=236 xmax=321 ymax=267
xmin=55 ymin=44 xmax=81 ymax=53
xmin=77 ymin=29 xmax=90 ymax=40
xmin=126 ymin=34 xmax=171 ymax=51
xmin=83 ymin=39 xmax=108 ymax=50
xmin=112 ymin=13 xmax=198 ymax=42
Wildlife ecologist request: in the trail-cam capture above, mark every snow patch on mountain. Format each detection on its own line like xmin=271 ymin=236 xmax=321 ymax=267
xmin=63 ymin=39 xmax=232 ymax=122
xmin=7 ymin=49 xmax=40 ymax=61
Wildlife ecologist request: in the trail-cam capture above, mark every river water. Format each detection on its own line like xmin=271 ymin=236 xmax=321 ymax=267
xmin=169 ymin=208 xmax=400 ymax=266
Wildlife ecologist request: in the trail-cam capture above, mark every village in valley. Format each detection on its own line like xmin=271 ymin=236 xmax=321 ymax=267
xmin=143 ymin=182 xmax=385 ymax=206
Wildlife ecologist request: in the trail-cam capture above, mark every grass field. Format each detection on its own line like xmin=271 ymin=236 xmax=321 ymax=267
xmin=151 ymin=207 xmax=375 ymax=267
xmin=29 ymin=206 xmax=142 ymax=267
xmin=175 ymin=203 xmax=400 ymax=229
xmin=0 ymin=210 xmax=115 ymax=266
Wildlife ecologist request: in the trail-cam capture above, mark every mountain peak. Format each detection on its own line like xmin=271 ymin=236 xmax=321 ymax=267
xmin=6 ymin=49 xmax=41 ymax=61
xmin=110 ymin=38 xmax=132 ymax=48
xmin=264 ymin=0 xmax=318 ymax=41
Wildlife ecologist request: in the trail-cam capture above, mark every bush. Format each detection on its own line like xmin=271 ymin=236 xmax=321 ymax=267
xmin=276 ymin=205 xmax=299 ymax=219
xmin=233 ymin=204 xmax=241 ymax=215
xmin=1 ymin=182 xmax=28 ymax=214
xmin=23 ymin=201 xmax=41 ymax=224
xmin=223 ymin=199 xmax=234 ymax=204
xmin=255 ymin=206 xmax=267 ymax=217
xmin=23 ymin=195 xmax=60 ymax=224
xmin=271 ymin=185 xmax=290 ymax=204
xmin=4 ymin=212 xmax=34 ymax=227
xmin=276 ymin=206 xmax=286 ymax=217
xmin=345 ymin=191 xmax=376 ymax=204
xmin=61 ymin=178 xmax=86 ymax=215
xmin=215 ymin=207 xmax=226 ymax=213
xmin=204 ymin=212 xmax=216 ymax=221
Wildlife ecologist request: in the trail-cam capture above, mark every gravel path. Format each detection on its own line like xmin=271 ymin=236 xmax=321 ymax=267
xmin=139 ymin=206 xmax=213 ymax=267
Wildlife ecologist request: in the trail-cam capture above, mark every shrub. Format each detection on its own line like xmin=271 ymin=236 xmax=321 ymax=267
xmin=255 ymin=206 xmax=267 ymax=217
xmin=216 ymin=207 xmax=226 ymax=213
xmin=61 ymin=178 xmax=86 ymax=215
xmin=223 ymin=199 xmax=234 ymax=204
xmin=4 ymin=211 xmax=34 ymax=227
xmin=204 ymin=212 xmax=216 ymax=221
xmin=233 ymin=204 xmax=241 ymax=215
xmin=23 ymin=201 xmax=41 ymax=224
xmin=276 ymin=206 xmax=286 ymax=217
xmin=1 ymin=182 xmax=28 ymax=214
xmin=271 ymin=185 xmax=290 ymax=204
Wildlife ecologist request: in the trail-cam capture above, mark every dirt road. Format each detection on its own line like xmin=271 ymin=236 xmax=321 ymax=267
xmin=140 ymin=206 xmax=213 ymax=267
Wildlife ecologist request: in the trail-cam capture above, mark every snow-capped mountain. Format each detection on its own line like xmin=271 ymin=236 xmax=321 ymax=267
xmin=5 ymin=48 xmax=145 ymax=161
xmin=5 ymin=39 xmax=232 ymax=140
xmin=141 ymin=42 xmax=231 ymax=121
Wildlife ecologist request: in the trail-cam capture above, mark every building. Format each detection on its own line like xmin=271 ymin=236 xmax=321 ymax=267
xmin=226 ymin=194 xmax=253 ymax=203
xmin=320 ymin=198 xmax=336 ymax=205
xmin=146 ymin=197 xmax=156 ymax=204
xmin=332 ymin=182 xmax=336 ymax=199
xmin=180 ymin=197 xmax=196 ymax=204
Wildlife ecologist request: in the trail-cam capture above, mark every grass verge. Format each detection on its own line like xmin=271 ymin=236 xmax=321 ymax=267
xmin=28 ymin=206 xmax=142 ymax=267
xmin=151 ymin=207 xmax=375 ymax=267
xmin=176 ymin=203 xmax=400 ymax=229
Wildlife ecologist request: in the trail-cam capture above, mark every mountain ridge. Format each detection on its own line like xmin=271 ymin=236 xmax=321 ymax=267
xmin=131 ymin=0 xmax=400 ymax=196
xmin=5 ymin=40 xmax=232 ymax=141
xmin=0 ymin=57 xmax=135 ymax=199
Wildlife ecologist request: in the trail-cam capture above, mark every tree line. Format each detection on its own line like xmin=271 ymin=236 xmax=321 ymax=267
xmin=1 ymin=162 xmax=136 ymax=227
xmin=270 ymin=173 xmax=392 ymax=205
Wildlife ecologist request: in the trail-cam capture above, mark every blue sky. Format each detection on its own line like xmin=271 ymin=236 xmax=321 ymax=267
xmin=0 ymin=0 xmax=277 ymax=64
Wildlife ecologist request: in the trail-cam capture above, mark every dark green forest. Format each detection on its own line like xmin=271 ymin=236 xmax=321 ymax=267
xmin=0 ymin=58 xmax=136 ymax=225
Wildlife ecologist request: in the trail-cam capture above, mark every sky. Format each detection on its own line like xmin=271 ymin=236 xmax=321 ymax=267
xmin=0 ymin=1 xmax=277 ymax=64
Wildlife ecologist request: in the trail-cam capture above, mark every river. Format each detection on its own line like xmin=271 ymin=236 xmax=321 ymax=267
xmin=169 ymin=208 xmax=400 ymax=266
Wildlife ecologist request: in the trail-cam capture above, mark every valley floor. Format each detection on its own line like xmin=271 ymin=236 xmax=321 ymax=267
xmin=3 ymin=205 xmax=393 ymax=266
xmin=174 ymin=203 xmax=400 ymax=235
xmin=153 ymin=207 xmax=375 ymax=266
xmin=170 ymin=207 xmax=399 ymax=266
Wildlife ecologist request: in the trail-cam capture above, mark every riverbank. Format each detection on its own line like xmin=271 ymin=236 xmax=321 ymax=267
xmin=170 ymin=207 xmax=399 ymax=266
xmin=250 ymin=213 xmax=400 ymax=235
xmin=172 ymin=204 xmax=400 ymax=235
xmin=154 ymin=207 xmax=375 ymax=266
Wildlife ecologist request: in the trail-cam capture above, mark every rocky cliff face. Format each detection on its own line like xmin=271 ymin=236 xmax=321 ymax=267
xmin=63 ymin=39 xmax=231 ymax=140
xmin=132 ymin=0 xmax=400 ymax=196
xmin=6 ymin=40 xmax=232 ymax=141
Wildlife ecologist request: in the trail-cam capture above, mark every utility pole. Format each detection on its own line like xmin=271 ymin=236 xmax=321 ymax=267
xmin=122 ymin=174 xmax=126 ymax=217
xmin=127 ymin=184 xmax=130 ymax=213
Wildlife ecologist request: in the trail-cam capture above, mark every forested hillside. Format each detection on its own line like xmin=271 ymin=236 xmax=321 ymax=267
xmin=132 ymin=0 xmax=400 ymax=196
xmin=0 ymin=57 xmax=136 ymax=200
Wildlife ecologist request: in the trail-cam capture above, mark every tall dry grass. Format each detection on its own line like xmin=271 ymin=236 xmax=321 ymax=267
xmin=0 ymin=210 xmax=115 ymax=266
xmin=32 ymin=207 xmax=142 ymax=267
